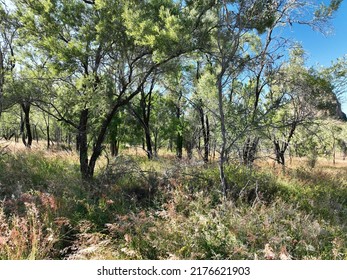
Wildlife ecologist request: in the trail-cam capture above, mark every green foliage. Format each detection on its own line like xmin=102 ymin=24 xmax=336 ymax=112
xmin=0 ymin=0 xmax=346 ymax=261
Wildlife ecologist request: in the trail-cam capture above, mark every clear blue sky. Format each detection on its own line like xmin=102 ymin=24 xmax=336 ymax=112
xmin=288 ymin=0 xmax=347 ymax=112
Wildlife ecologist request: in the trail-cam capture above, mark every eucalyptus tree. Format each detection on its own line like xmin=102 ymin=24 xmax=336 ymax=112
xmin=159 ymin=63 xmax=193 ymax=159
xmin=265 ymin=47 xmax=340 ymax=168
xmin=13 ymin=0 xmax=213 ymax=179
xmin=201 ymin=0 xmax=283 ymax=195
xmin=192 ymin=60 xmax=214 ymax=163
xmin=127 ymin=73 xmax=157 ymax=159
xmin=201 ymin=0 xmax=342 ymax=195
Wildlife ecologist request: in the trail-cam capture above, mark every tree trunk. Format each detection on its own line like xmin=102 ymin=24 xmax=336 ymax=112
xmin=153 ymin=129 xmax=159 ymax=157
xmin=67 ymin=133 xmax=72 ymax=145
xmin=185 ymin=141 xmax=193 ymax=160
xmin=176 ymin=93 xmax=183 ymax=159
xmin=43 ymin=113 xmax=51 ymax=149
xmin=129 ymin=79 xmax=155 ymax=160
xmin=21 ymin=102 xmax=32 ymax=148
xmin=217 ymin=71 xmax=227 ymax=196
xmin=242 ymin=137 xmax=259 ymax=166
xmin=47 ymin=124 xmax=50 ymax=149
xmin=20 ymin=110 xmax=26 ymax=146
xmin=87 ymin=102 xmax=124 ymax=178
xmin=332 ymin=137 xmax=336 ymax=165
xmin=176 ymin=132 xmax=183 ymax=159
xmin=55 ymin=126 xmax=61 ymax=144
xmin=78 ymin=109 xmax=89 ymax=179
xmin=274 ymin=140 xmax=285 ymax=166
xmin=144 ymin=128 xmax=153 ymax=159
xmin=0 ymin=50 xmax=4 ymax=119
xmin=34 ymin=125 xmax=39 ymax=143
xmin=78 ymin=64 xmax=160 ymax=179
xmin=199 ymin=106 xmax=210 ymax=164
xmin=110 ymin=140 xmax=119 ymax=157
xmin=168 ymin=138 xmax=173 ymax=152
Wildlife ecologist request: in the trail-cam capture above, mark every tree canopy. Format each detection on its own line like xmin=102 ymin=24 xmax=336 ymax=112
xmin=0 ymin=0 xmax=345 ymax=187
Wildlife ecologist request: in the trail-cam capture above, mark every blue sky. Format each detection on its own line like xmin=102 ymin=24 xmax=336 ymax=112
xmin=288 ymin=0 xmax=347 ymax=112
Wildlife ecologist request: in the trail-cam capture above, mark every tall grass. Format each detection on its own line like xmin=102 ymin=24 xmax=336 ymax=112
xmin=0 ymin=202 xmax=59 ymax=259
xmin=0 ymin=149 xmax=346 ymax=259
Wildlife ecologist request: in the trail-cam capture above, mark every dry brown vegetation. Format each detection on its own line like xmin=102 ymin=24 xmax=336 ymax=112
xmin=0 ymin=141 xmax=346 ymax=260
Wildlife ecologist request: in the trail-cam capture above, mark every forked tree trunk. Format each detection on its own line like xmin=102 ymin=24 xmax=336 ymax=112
xmin=110 ymin=140 xmax=119 ymax=157
xmin=242 ymin=137 xmax=259 ymax=166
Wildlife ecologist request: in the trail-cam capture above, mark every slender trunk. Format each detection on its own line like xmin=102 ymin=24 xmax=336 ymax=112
xmin=273 ymin=122 xmax=296 ymax=168
xmin=199 ymin=106 xmax=209 ymax=164
xmin=67 ymin=133 xmax=72 ymax=145
xmin=110 ymin=140 xmax=119 ymax=157
xmin=20 ymin=110 xmax=26 ymax=146
xmin=217 ymin=71 xmax=227 ymax=196
xmin=56 ymin=127 xmax=61 ymax=144
xmin=21 ymin=132 xmax=26 ymax=147
xmin=21 ymin=102 xmax=32 ymax=148
xmin=79 ymin=109 xmax=89 ymax=179
xmin=333 ymin=138 xmax=336 ymax=165
xmin=154 ymin=129 xmax=159 ymax=157
xmin=176 ymin=132 xmax=183 ymax=159
xmin=34 ymin=125 xmax=39 ymax=143
xmin=176 ymin=93 xmax=183 ymax=159
xmin=0 ymin=50 xmax=4 ymax=119
xmin=186 ymin=141 xmax=193 ymax=160
xmin=205 ymin=115 xmax=210 ymax=163
xmin=47 ymin=124 xmax=50 ymax=149
xmin=144 ymin=128 xmax=153 ymax=159
xmin=130 ymin=80 xmax=155 ymax=160
xmin=242 ymin=137 xmax=259 ymax=166
xmin=168 ymin=138 xmax=173 ymax=152
xmin=274 ymin=140 xmax=285 ymax=165
xmin=43 ymin=113 xmax=50 ymax=149
xmin=142 ymin=137 xmax=145 ymax=150
xmin=213 ymin=140 xmax=216 ymax=161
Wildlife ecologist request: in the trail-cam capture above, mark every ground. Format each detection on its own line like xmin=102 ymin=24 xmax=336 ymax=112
xmin=0 ymin=140 xmax=346 ymax=260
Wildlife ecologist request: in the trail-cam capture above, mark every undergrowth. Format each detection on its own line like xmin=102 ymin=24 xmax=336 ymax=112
xmin=0 ymin=150 xmax=346 ymax=259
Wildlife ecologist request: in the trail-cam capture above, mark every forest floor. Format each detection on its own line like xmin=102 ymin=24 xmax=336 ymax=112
xmin=0 ymin=141 xmax=346 ymax=260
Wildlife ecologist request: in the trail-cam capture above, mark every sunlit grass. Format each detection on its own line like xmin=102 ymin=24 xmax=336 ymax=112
xmin=0 ymin=142 xmax=346 ymax=260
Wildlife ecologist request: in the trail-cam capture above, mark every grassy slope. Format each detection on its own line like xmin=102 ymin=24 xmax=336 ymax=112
xmin=0 ymin=145 xmax=346 ymax=260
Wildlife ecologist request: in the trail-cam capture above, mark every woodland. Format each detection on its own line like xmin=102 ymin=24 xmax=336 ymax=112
xmin=0 ymin=0 xmax=347 ymax=260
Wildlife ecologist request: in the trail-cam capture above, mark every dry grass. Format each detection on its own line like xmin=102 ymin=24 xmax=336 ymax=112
xmin=0 ymin=141 xmax=346 ymax=260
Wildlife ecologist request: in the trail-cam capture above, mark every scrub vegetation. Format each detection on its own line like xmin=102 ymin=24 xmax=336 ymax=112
xmin=0 ymin=0 xmax=346 ymax=259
